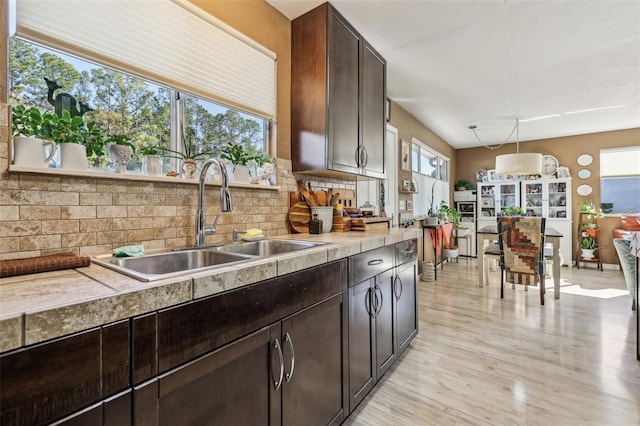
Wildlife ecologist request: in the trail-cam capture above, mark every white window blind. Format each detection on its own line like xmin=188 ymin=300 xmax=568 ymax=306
xmin=15 ymin=0 xmax=277 ymax=120
xmin=600 ymin=146 xmax=640 ymax=177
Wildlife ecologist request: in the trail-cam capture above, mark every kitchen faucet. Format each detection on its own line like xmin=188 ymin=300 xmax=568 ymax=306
xmin=195 ymin=158 xmax=233 ymax=248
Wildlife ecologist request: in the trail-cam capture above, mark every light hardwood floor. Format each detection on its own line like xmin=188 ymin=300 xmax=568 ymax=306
xmin=344 ymin=259 xmax=639 ymax=426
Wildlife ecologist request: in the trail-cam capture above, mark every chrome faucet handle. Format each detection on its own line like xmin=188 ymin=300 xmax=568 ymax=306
xmin=232 ymin=228 xmax=244 ymax=242
xmin=206 ymin=214 xmax=220 ymax=235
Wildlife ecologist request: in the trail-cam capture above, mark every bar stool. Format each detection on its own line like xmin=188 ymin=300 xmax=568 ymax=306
xmin=484 ymin=243 xmax=501 ymax=285
xmin=456 ymin=229 xmax=472 ymax=264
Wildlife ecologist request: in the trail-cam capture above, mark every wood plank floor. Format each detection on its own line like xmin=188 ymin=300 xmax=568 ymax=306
xmin=344 ymin=259 xmax=639 ymax=426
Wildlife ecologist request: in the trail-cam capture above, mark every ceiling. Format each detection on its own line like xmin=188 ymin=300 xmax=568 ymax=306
xmin=267 ymin=0 xmax=640 ymax=149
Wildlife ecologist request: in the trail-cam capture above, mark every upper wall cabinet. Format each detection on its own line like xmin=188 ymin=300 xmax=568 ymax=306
xmin=292 ymin=3 xmax=386 ymax=179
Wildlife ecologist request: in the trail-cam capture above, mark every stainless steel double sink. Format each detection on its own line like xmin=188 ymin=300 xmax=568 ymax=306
xmin=92 ymin=239 xmax=325 ymax=281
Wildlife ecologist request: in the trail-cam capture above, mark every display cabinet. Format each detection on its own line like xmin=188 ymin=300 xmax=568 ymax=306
xmin=477 ymin=181 xmax=519 ymax=229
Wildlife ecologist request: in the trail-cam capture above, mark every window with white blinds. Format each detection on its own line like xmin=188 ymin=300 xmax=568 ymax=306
xmin=14 ymin=0 xmax=277 ymax=120
xmin=600 ymin=146 xmax=640 ymax=214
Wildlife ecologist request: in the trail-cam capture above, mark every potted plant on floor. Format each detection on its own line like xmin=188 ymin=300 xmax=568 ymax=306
xmin=579 ymin=233 xmax=598 ymax=259
xmin=441 ymin=204 xmax=462 ymax=259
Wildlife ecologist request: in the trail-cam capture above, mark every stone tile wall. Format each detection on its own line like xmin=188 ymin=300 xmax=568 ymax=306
xmin=0 ymin=102 xmax=299 ymax=260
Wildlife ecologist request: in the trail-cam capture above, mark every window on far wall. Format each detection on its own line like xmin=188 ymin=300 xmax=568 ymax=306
xmin=410 ymin=139 xmax=450 ymax=216
xmin=600 ymin=146 xmax=640 ymax=214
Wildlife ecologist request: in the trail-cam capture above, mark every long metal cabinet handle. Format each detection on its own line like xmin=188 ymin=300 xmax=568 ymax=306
xmin=273 ymin=338 xmax=284 ymax=391
xmin=367 ymin=259 xmax=383 ymax=266
xmin=396 ymin=275 xmax=403 ymax=299
xmin=393 ymin=275 xmax=400 ymax=299
xmin=284 ymin=333 xmax=295 ymax=382
xmin=360 ymin=147 xmax=368 ymax=168
xmin=365 ymin=287 xmax=373 ymax=317
xmin=354 ymin=146 xmax=363 ymax=168
xmin=374 ymin=285 xmax=383 ymax=316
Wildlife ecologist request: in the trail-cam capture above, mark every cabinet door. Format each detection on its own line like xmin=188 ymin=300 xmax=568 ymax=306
xmin=395 ymin=261 xmax=418 ymax=354
xmin=497 ymin=182 xmax=519 ymax=215
xmin=374 ymin=269 xmax=396 ymax=378
xmin=348 ymin=279 xmax=375 ymax=411
xmin=157 ymin=326 xmax=273 ymax=426
xmin=522 ymin=180 xmax=544 ymax=217
xmin=361 ymin=41 xmax=386 ymax=178
xmin=281 ymin=292 xmax=347 ymax=426
xmin=1 ymin=328 xmax=103 ymax=425
xmin=546 ymin=179 xmax=569 ymax=219
xmin=328 ymin=8 xmax=360 ymax=174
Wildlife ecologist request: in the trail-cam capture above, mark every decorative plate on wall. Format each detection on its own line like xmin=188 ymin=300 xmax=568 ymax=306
xmin=578 ymin=169 xmax=591 ymax=179
xmin=577 ymin=154 xmax=593 ymax=166
xmin=577 ymin=184 xmax=592 ymax=196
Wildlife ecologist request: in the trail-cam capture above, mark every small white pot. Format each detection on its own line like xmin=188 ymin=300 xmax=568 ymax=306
xmin=233 ymin=165 xmax=251 ymax=183
xmin=12 ymin=136 xmax=57 ymax=168
xmin=142 ymin=155 xmax=162 ymax=176
xmin=581 ymin=248 xmax=596 ymax=259
xmin=443 ymin=247 xmax=459 ymax=259
xmin=59 ymin=143 xmax=88 ymax=170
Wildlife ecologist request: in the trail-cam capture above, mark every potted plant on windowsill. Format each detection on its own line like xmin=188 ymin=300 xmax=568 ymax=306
xmin=251 ymin=151 xmax=276 ymax=185
xmin=47 ymin=110 xmax=106 ymax=170
xmin=10 ymin=105 xmax=57 ymax=168
xmin=425 ymin=181 xmax=439 ymax=225
xmin=220 ymin=142 xmax=256 ymax=183
xmin=140 ymin=144 xmax=162 ymax=176
xmin=105 ymin=134 xmax=136 ymax=173
xmin=158 ymin=140 xmax=213 ymax=179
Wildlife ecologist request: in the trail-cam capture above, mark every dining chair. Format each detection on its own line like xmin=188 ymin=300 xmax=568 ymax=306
xmin=498 ymin=216 xmax=547 ymax=305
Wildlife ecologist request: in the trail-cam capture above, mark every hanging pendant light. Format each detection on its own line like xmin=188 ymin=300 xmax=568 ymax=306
xmin=494 ymin=119 xmax=542 ymax=175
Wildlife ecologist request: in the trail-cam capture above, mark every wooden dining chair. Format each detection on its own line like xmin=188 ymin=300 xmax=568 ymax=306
xmin=498 ymin=216 xmax=547 ymax=305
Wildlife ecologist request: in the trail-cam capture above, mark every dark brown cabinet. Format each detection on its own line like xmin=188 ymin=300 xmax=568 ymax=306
xmin=0 ymin=320 xmax=129 ymax=426
xmin=348 ymin=240 xmax=419 ymax=413
xmin=348 ymin=247 xmax=397 ymax=411
xmin=134 ymin=260 xmax=348 ymax=425
xmin=348 ymin=269 xmax=396 ymax=411
xmin=153 ymin=292 xmax=347 ymax=426
xmin=292 ymin=3 xmax=386 ymax=178
xmin=394 ymin=260 xmax=419 ymax=354
xmin=277 ymin=292 xmax=348 ymax=426
xmin=395 ymin=239 xmax=419 ymax=356
xmin=0 ymin=241 xmax=418 ymax=425
xmin=361 ymin=40 xmax=386 ymax=178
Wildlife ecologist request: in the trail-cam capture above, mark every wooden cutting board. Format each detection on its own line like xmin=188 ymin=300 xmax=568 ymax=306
xmin=288 ymin=202 xmax=311 ymax=233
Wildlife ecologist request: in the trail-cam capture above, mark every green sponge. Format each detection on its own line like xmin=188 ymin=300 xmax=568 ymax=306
xmin=112 ymin=245 xmax=145 ymax=258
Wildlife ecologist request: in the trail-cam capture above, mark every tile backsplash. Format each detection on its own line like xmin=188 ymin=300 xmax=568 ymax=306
xmin=0 ymin=102 xmax=299 ymax=260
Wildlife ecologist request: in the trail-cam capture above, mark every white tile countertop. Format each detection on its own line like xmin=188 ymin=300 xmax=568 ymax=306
xmin=0 ymin=228 xmax=420 ymax=352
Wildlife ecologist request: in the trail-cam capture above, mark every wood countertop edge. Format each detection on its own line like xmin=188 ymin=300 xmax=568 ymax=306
xmin=0 ymin=229 xmax=420 ymax=352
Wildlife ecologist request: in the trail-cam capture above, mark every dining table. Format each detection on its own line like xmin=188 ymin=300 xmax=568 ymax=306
xmin=477 ymin=225 xmax=564 ymax=299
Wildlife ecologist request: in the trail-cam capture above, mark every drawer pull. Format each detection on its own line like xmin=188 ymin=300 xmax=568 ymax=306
xmin=367 ymin=259 xmax=383 ymax=266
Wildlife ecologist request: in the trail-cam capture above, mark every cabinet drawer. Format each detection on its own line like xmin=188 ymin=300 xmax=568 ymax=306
xmin=349 ymin=245 xmax=395 ymax=284
xmin=396 ymin=239 xmax=418 ymax=265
